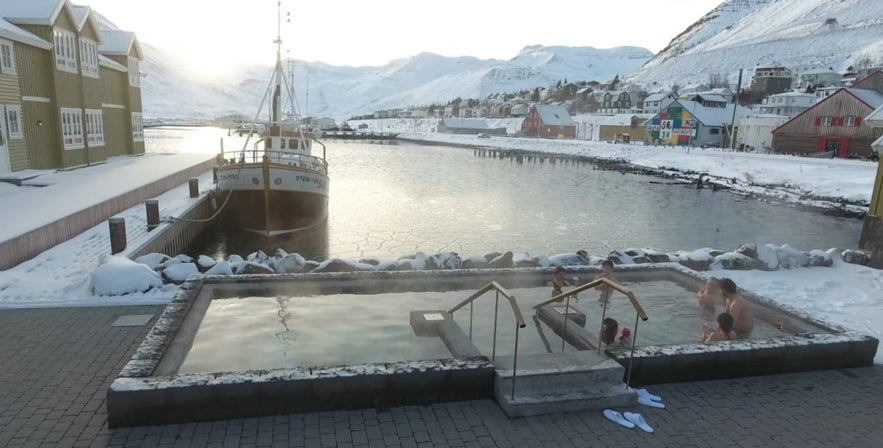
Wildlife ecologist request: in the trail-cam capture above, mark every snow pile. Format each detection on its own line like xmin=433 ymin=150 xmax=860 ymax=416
xmin=92 ymin=255 xmax=164 ymax=296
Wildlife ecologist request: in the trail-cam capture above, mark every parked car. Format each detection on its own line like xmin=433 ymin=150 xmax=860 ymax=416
xmin=477 ymin=133 xmax=490 ymax=139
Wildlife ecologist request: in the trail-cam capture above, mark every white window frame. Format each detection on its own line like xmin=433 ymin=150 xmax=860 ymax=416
xmin=79 ymin=39 xmax=99 ymax=78
xmin=5 ymin=105 xmax=22 ymax=139
xmin=0 ymin=39 xmax=15 ymax=75
xmin=131 ymin=112 xmax=144 ymax=141
xmin=85 ymin=109 xmax=104 ymax=146
xmin=60 ymin=108 xmax=84 ymax=150
xmin=820 ymin=116 xmax=832 ymax=127
xmin=53 ymin=29 xmax=77 ymax=72
xmin=128 ymin=59 xmax=141 ymax=87
xmin=843 ymin=116 xmax=856 ymax=127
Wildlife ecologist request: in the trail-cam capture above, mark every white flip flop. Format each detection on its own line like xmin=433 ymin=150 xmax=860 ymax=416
xmin=603 ymin=409 xmax=635 ymax=429
xmin=638 ymin=396 xmax=666 ymax=408
xmin=623 ymin=412 xmax=654 ymax=433
xmin=636 ymin=388 xmax=662 ymax=402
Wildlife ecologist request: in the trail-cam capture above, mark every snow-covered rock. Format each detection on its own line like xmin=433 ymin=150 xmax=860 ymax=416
xmin=842 ymin=249 xmax=871 ymax=266
xmin=436 ymin=252 xmax=462 ymax=270
xmin=488 ymin=251 xmax=514 ymax=268
xmin=92 ymin=255 xmax=164 ymax=296
xmin=677 ymin=249 xmax=716 ymax=271
xmin=548 ymin=252 xmax=590 ymax=267
xmin=272 ymin=253 xmax=308 ymax=274
xmin=711 ymin=252 xmax=755 ymax=270
xmin=133 ymin=253 xmax=171 ymax=270
xmin=196 ymin=255 xmax=216 ymax=271
xmin=162 ymin=262 xmax=201 ymax=283
xmin=808 ymin=249 xmax=833 ymax=267
xmin=204 ymin=261 xmax=234 ymax=276
xmin=461 ymin=255 xmax=490 ymax=269
xmin=235 ymin=261 xmax=275 ymax=275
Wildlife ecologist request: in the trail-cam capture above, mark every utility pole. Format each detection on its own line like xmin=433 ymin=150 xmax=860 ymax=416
xmin=730 ymin=69 xmax=743 ymax=150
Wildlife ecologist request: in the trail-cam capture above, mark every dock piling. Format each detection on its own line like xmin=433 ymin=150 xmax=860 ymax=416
xmin=146 ymin=200 xmax=160 ymax=231
xmin=109 ymin=217 xmax=127 ymax=255
xmin=188 ymin=178 xmax=199 ymax=198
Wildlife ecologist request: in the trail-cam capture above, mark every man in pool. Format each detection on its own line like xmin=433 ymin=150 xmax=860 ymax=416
xmin=721 ymin=278 xmax=754 ymax=337
xmin=701 ymin=312 xmax=736 ymax=343
xmin=594 ymin=260 xmax=616 ymax=304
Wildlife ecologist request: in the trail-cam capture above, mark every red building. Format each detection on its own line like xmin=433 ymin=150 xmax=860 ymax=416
xmin=520 ymin=105 xmax=576 ymax=139
xmin=772 ymin=71 xmax=883 ymax=158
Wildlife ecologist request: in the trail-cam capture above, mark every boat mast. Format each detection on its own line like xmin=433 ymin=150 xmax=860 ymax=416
xmin=272 ymin=0 xmax=283 ymax=132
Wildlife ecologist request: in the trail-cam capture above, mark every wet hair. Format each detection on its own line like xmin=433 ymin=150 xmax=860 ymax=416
xmin=717 ymin=312 xmax=734 ymax=333
xmin=601 ymin=259 xmax=614 ymax=269
xmin=554 ymin=266 xmax=565 ymax=274
xmin=720 ymin=278 xmax=737 ymax=295
xmin=600 ymin=318 xmax=618 ymax=345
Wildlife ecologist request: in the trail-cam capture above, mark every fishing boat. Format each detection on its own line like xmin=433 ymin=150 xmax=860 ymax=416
xmin=214 ymin=5 xmax=329 ymax=238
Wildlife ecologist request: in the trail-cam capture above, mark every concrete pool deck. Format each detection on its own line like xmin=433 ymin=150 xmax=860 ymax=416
xmin=1 ymin=305 xmax=881 ymax=447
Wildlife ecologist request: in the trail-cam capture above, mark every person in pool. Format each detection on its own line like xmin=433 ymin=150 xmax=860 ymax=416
xmin=701 ymin=312 xmax=736 ymax=343
xmin=594 ymin=259 xmax=616 ymax=304
xmin=549 ymin=266 xmax=573 ymax=298
xmin=697 ymin=278 xmax=724 ymax=312
xmin=721 ymin=278 xmax=754 ymax=337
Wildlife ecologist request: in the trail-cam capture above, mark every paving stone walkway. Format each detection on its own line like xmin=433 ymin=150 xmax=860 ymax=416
xmin=1 ymin=306 xmax=880 ymax=448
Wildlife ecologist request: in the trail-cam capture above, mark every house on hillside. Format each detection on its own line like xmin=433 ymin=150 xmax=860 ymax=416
xmin=645 ymin=99 xmax=751 ymax=147
xmin=750 ymin=67 xmax=793 ymax=97
xmin=759 ymin=91 xmax=817 ymax=118
xmin=0 ymin=0 xmax=144 ymax=173
xmin=642 ymin=92 xmax=676 ymax=114
xmin=771 ymin=71 xmax=883 ymax=158
xmin=437 ymin=118 xmax=506 ymax=136
xmin=681 ymin=93 xmax=728 ymax=108
xmin=798 ymin=69 xmax=841 ymax=89
xmin=520 ymin=105 xmax=575 ymax=139
xmin=598 ymin=90 xmax=636 ymax=114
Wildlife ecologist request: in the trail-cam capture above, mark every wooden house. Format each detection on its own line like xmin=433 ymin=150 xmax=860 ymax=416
xmin=645 ymin=99 xmax=751 ymax=147
xmin=520 ymin=105 xmax=575 ymax=139
xmin=0 ymin=0 xmax=144 ymax=173
xmin=771 ymin=71 xmax=883 ymax=158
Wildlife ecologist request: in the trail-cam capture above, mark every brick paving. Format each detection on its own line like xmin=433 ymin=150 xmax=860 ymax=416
xmin=1 ymin=306 xmax=880 ymax=448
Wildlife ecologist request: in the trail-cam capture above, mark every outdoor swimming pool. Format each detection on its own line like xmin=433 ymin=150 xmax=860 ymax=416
xmin=108 ymin=265 xmax=877 ymax=427
xmin=181 ymin=278 xmax=785 ymax=374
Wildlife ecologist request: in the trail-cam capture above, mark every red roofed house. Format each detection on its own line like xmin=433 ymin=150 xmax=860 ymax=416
xmin=520 ymin=105 xmax=576 ymax=139
xmin=771 ymin=71 xmax=883 ymax=158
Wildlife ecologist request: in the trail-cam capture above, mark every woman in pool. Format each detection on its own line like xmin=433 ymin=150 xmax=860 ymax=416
xmin=549 ymin=266 xmax=573 ymax=298
xmin=594 ymin=259 xmax=616 ymax=304
xmin=697 ymin=278 xmax=724 ymax=312
xmin=701 ymin=312 xmax=736 ymax=343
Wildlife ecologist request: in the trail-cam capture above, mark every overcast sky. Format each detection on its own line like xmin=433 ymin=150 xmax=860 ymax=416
xmin=85 ymin=0 xmax=723 ymax=76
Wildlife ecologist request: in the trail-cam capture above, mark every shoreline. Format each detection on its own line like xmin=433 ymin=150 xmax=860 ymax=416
xmin=400 ymin=136 xmax=869 ymax=219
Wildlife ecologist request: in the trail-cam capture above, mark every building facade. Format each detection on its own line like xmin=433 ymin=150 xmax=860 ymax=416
xmin=771 ymin=73 xmax=883 ymax=158
xmin=0 ymin=0 xmax=144 ymax=173
xmin=751 ymin=67 xmax=793 ymax=97
xmin=759 ymin=92 xmax=817 ymax=118
xmin=645 ymin=100 xmax=749 ymax=148
xmin=520 ymin=105 xmax=576 ymax=139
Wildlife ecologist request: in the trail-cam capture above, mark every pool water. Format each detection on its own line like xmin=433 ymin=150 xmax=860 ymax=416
xmin=178 ymin=281 xmax=784 ymax=374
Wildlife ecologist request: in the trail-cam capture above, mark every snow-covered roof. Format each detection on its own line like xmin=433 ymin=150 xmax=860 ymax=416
xmin=847 ymin=88 xmax=883 ymax=109
xmin=0 ymin=0 xmax=68 ymax=26
xmin=99 ymin=30 xmax=140 ymax=58
xmin=865 ymin=105 xmax=883 ymax=127
xmin=98 ymin=54 xmax=127 ymax=72
xmin=693 ymin=94 xmax=727 ymax=103
xmin=441 ymin=118 xmax=487 ymax=130
xmin=534 ymin=105 xmax=574 ymax=126
xmin=800 ymin=69 xmax=839 ymax=76
xmin=645 ymin=92 xmax=672 ymax=102
xmin=0 ymin=17 xmax=52 ymax=50
xmin=768 ymin=91 xmax=816 ymax=98
xmin=598 ymin=113 xmax=654 ymax=127
xmin=673 ymin=100 xmax=751 ymax=127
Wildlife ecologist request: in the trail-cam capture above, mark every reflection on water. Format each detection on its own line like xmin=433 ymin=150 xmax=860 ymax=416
xmin=148 ymin=127 xmax=862 ymax=261
xmin=178 ymin=282 xmax=785 ymax=374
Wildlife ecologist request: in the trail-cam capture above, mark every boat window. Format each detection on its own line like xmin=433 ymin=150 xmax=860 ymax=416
xmin=290 ymin=139 xmax=297 ymax=149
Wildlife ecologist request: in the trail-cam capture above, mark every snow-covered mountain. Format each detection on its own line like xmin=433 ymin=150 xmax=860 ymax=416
xmin=630 ymin=0 xmax=883 ymax=88
xmin=139 ymin=45 xmax=652 ymax=121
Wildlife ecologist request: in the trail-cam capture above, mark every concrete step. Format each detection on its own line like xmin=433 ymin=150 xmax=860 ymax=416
xmin=495 ymin=382 xmax=636 ymax=418
xmin=494 ymin=351 xmax=625 ymax=395
xmin=493 ymin=350 xmax=634 ymax=417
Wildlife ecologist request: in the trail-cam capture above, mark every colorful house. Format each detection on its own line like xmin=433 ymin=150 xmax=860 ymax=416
xmin=520 ymin=105 xmax=576 ymax=139
xmin=645 ymin=99 xmax=750 ymax=147
xmin=0 ymin=0 xmax=144 ymax=173
xmin=771 ymin=71 xmax=883 ymax=158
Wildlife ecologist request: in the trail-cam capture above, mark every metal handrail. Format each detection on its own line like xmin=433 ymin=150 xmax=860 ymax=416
xmin=534 ymin=278 xmax=648 ymax=321
xmin=449 ymin=281 xmax=526 ymax=328
xmin=224 ymin=144 xmax=329 ymax=174
xmin=448 ymin=281 xmax=525 ymax=399
xmin=534 ymin=276 xmax=648 ymax=388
